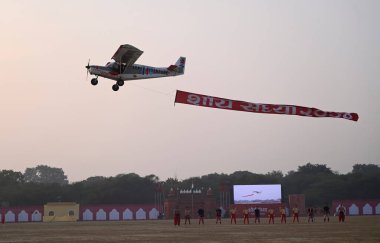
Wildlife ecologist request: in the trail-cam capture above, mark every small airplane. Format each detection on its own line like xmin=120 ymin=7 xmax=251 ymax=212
xmin=242 ymin=191 xmax=262 ymax=197
xmin=85 ymin=44 xmax=186 ymax=91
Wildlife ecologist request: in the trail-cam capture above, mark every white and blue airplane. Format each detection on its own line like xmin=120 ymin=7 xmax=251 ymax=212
xmin=85 ymin=44 xmax=186 ymax=91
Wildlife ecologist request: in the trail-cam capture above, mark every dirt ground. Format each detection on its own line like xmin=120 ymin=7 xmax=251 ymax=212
xmin=1 ymin=216 xmax=379 ymax=242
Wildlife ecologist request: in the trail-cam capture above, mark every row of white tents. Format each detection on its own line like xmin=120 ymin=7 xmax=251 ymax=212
xmin=0 ymin=207 xmax=160 ymax=223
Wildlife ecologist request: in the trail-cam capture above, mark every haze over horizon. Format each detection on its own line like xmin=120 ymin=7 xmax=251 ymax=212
xmin=1 ymin=0 xmax=379 ymax=182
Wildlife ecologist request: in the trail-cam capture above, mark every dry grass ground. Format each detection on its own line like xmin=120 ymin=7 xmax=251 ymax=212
xmin=1 ymin=216 xmax=379 ymax=242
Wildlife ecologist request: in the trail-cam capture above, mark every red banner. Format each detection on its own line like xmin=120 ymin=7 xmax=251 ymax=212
xmin=175 ymin=90 xmax=359 ymax=122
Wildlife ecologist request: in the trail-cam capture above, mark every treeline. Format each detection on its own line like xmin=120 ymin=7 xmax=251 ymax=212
xmin=0 ymin=163 xmax=379 ymax=207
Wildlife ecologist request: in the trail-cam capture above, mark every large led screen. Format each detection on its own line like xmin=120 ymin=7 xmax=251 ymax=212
xmin=233 ymin=184 xmax=282 ymax=204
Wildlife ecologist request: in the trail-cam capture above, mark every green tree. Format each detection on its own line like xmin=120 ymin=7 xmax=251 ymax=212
xmin=352 ymin=164 xmax=380 ymax=175
xmin=297 ymin=163 xmax=334 ymax=174
xmin=24 ymin=165 xmax=68 ymax=185
xmin=1 ymin=163 xmax=379 ymax=207
xmin=0 ymin=170 xmax=24 ymax=185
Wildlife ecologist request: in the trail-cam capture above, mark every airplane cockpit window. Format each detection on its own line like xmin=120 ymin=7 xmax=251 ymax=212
xmin=106 ymin=62 xmax=120 ymax=71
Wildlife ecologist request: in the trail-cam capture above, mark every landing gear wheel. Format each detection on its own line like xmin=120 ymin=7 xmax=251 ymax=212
xmin=117 ymin=80 xmax=124 ymax=86
xmin=112 ymin=84 xmax=119 ymax=91
xmin=91 ymin=78 xmax=98 ymax=86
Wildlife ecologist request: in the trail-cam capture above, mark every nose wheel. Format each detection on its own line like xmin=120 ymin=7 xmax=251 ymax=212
xmin=91 ymin=78 xmax=98 ymax=86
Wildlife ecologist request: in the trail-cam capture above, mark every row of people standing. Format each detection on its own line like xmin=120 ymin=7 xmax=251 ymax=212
xmin=306 ymin=204 xmax=346 ymax=223
xmin=174 ymin=205 xmax=346 ymax=226
xmin=174 ymin=206 xmax=287 ymax=226
xmin=222 ymin=206 xmax=289 ymax=224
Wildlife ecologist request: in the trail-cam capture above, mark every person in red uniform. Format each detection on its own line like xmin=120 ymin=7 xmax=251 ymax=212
xmin=174 ymin=208 xmax=180 ymax=226
xmin=268 ymin=208 xmax=275 ymax=224
xmin=280 ymin=207 xmax=286 ymax=224
xmin=337 ymin=204 xmax=346 ymax=223
xmin=216 ymin=208 xmax=222 ymax=224
xmin=230 ymin=207 xmax=237 ymax=224
xmin=184 ymin=207 xmax=191 ymax=225
xmin=292 ymin=205 xmax=299 ymax=223
xmin=243 ymin=208 xmax=249 ymax=224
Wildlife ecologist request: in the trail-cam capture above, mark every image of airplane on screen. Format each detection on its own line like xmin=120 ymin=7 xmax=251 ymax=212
xmin=233 ymin=185 xmax=282 ymax=204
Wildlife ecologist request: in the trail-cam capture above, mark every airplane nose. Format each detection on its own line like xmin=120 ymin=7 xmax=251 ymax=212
xmin=86 ymin=65 xmax=96 ymax=73
xmin=85 ymin=59 xmax=91 ymax=69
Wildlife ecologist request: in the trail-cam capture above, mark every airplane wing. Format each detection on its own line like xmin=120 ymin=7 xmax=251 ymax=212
xmin=112 ymin=44 xmax=144 ymax=66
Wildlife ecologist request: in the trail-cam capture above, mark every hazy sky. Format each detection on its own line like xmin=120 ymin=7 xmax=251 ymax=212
xmin=1 ymin=0 xmax=379 ymax=182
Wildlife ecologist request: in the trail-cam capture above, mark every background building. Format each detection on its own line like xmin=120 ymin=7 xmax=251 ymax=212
xmin=164 ymin=187 xmax=216 ymax=219
xmin=43 ymin=202 xmax=79 ymax=222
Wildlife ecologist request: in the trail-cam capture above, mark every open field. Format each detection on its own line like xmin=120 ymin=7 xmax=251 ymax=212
xmin=1 ymin=216 xmax=379 ymax=242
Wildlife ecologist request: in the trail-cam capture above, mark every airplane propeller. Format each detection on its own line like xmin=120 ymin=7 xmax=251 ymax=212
xmin=85 ymin=59 xmax=90 ymax=80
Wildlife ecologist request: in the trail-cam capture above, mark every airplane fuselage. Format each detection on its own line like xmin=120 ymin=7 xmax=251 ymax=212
xmin=88 ymin=62 xmax=179 ymax=82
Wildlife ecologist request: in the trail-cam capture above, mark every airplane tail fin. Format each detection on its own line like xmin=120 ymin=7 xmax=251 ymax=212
xmin=167 ymin=57 xmax=186 ymax=74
